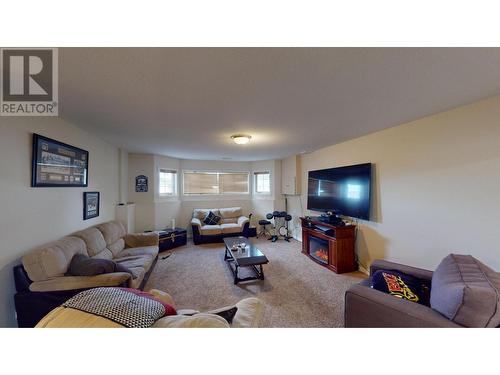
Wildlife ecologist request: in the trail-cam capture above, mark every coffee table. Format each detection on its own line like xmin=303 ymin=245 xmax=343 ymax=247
xmin=223 ymin=237 xmax=269 ymax=284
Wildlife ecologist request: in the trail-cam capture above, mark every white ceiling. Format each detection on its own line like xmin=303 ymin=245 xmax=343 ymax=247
xmin=60 ymin=48 xmax=500 ymax=161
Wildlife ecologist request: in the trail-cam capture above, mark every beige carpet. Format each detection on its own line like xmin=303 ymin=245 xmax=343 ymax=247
xmin=145 ymin=238 xmax=365 ymax=327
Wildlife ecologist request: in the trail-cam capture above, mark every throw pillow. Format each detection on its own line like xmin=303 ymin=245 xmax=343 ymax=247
xmin=119 ymin=288 xmax=177 ymax=316
xmin=66 ymin=253 xmax=135 ymax=278
xmin=186 ymin=306 xmax=239 ymax=324
xmin=371 ymin=269 xmax=431 ymax=306
xmin=211 ymin=307 xmax=238 ymax=324
xmin=430 ymin=254 xmax=500 ymax=328
xmin=203 ymin=211 xmax=221 ymax=225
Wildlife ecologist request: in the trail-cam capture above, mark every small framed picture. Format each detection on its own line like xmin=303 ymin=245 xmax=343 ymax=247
xmin=83 ymin=192 xmax=100 ymax=220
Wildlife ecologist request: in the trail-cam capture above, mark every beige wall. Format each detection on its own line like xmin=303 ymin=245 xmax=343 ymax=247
xmin=0 ymin=117 xmax=120 ymax=327
xmin=288 ymin=95 xmax=500 ymax=272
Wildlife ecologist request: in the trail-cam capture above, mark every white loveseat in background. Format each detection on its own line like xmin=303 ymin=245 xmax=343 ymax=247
xmin=190 ymin=207 xmax=250 ymax=244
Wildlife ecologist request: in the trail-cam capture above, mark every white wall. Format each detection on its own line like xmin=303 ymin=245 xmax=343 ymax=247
xmin=128 ymin=154 xmax=155 ymax=231
xmin=0 ymin=117 xmax=120 ymax=327
xmin=288 ymin=95 xmax=500 ymax=272
xmin=251 ymin=159 xmax=286 ymax=226
xmin=118 ymin=148 xmax=129 ymax=204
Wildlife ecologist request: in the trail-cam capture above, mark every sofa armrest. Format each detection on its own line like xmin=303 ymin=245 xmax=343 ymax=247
xmin=191 ymin=219 xmax=203 ymax=245
xmin=28 ymin=273 xmax=131 ymax=292
xmin=233 ymin=297 xmax=263 ymax=328
xmin=238 ymin=216 xmax=249 ymax=228
xmin=370 ymin=259 xmax=433 ymax=281
xmin=191 ymin=217 xmax=202 ymax=227
xmin=345 ymin=284 xmax=460 ymax=327
xmin=124 ymin=232 xmax=159 ymax=248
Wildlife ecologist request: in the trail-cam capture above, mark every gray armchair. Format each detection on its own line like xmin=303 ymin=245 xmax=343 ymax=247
xmin=344 ymin=259 xmax=460 ymax=328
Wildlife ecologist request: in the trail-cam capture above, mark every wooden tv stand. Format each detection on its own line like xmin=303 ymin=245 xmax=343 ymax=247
xmin=300 ymin=217 xmax=357 ymax=274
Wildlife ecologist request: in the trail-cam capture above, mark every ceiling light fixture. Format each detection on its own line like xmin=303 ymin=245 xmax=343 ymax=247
xmin=231 ymin=134 xmax=252 ymax=145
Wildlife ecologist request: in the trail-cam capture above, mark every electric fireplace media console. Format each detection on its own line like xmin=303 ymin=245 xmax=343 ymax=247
xmin=300 ymin=217 xmax=357 ymax=274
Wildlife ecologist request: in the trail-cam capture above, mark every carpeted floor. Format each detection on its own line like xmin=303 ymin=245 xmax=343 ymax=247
xmin=145 ymin=237 xmax=365 ymax=327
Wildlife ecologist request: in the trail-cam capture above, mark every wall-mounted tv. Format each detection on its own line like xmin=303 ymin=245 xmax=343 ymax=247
xmin=307 ymin=163 xmax=372 ymax=220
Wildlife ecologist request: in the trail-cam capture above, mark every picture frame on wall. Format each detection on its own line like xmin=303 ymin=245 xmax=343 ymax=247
xmin=31 ymin=133 xmax=89 ymax=187
xmin=83 ymin=192 xmax=100 ymax=220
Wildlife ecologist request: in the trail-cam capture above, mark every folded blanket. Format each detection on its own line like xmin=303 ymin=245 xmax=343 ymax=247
xmin=62 ymin=288 xmax=165 ymax=328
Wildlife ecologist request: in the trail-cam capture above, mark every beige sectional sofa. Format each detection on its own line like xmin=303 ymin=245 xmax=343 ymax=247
xmin=190 ymin=207 xmax=250 ymax=244
xmin=22 ymin=221 xmax=159 ymax=292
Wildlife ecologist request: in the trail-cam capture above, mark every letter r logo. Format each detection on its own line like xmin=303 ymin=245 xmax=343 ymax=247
xmin=2 ymin=49 xmax=53 ymax=101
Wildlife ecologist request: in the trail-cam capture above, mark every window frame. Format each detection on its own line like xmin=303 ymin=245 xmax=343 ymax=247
xmin=158 ymin=168 xmax=178 ymax=197
xmin=182 ymin=170 xmax=250 ymax=196
xmin=254 ymin=171 xmax=272 ymax=195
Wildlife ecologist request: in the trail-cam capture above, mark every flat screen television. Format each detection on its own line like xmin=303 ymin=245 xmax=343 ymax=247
xmin=307 ymin=163 xmax=372 ymax=220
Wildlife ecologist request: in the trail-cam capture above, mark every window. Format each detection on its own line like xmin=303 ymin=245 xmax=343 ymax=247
xmin=183 ymin=171 xmax=249 ymax=195
xmin=254 ymin=172 xmax=271 ymax=194
xmin=159 ymin=169 xmax=177 ymax=195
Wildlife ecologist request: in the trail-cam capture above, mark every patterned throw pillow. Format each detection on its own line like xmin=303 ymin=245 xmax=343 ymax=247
xmin=119 ymin=288 xmax=177 ymax=316
xmin=203 ymin=211 xmax=221 ymax=225
xmin=371 ymin=270 xmax=431 ymax=306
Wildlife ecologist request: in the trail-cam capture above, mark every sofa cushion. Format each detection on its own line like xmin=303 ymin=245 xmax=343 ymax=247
xmin=108 ymin=238 xmax=125 ymax=257
xmin=193 ymin=209 xmax=220 ymax=221
xmin=91 ymin=249 xmax=114 ymax=260
xmin=200 ymin=225 xmax=222 ymax=236
xmin=95 ymin=221 xmax=126 ymax=246
xmin=72 ymin=227 xmax=108 ymax=257
xmin=23 ymin=236 xmax=88 ymax=281
xmin=220 ymin=223 xmax=241 ymax=234
xmin=221 ymin=218 xmax=238 ymax=224
xmin=219 ymin=207 xmax=243 ymax=219
xmin=118 ymin=245 xmax=158 ymax=259
xmin=430 ymin=254 xmax=500 ymax=327
xmin=115 ymin=255 xmax=154 ymax=272
xmin=203 ymin=211 xmax=221 ymax=225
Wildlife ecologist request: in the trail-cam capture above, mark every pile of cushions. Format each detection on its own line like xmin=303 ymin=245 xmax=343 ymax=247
xmin=371 ymin=254 xmax=500 ymax=328
xmin=36 ymin=288 xmax=259 ymax=328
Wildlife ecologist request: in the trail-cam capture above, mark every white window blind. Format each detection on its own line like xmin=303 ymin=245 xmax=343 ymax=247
xmin=183 ymin=171 xmax=249 ymax=195
xmin=254 ymin=172 xmax=271 ymax=193
xmin=159 ymin=169 xmax=177 ymax=195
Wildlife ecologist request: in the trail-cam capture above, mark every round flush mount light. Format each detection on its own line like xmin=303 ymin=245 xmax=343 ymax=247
xmin=231 ymin=134 xmax=252 ymax=145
